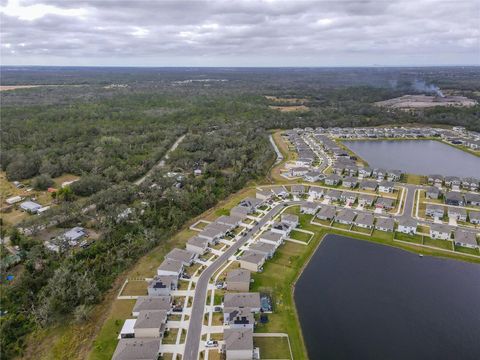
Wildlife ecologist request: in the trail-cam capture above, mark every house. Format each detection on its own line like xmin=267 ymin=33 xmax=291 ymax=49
xmin=20 ymin=200 xmax=42 ymax=214
xmin=223 ymin=292 xmax=261 ymax=312
xmin=271 ymin=186 xmax=289 ymax=198
xmin=373 ymin=168 xmax=386 ymax=180
xmin=425 ymin=187 xmax=441 ymax=200
xmin=304 ymin=170 xmax=323 ymax=182
xmin=256 ymin=189 xmax=273 ymax=201
xmin=281 ymin=214 xmax=299 ymax=228
xmin=198 ymin=226 xmax=227 ymax=242
xmin=112 ymin=338 xmax=161 ymax=360
xmin=132 ymin=296 xmax=172 ymax=316
xmin=387 ymin=170 xmax=402 ymax=182
xmin=5 ymin=195 xmax=22 ymax=205
xmin=301 ymin=202 xmax=319 ymax=215
xmin=332 ymin=165 xmax=345 ymax=175
xmin=425 ymin=204 xmax=445 ymax=218
xmin=469 ymin=211 xmax=480 ymax=225
xmin=360 ymin=180 xmax=378 ymax=191
xmin=134 ymin=310 xmax=168 ymax=338
xmin=428 ymin=174 xmax=444 ymax=187
xmin=334 ymin=209 xmax=356 ymax=225
xmin=290 ymin=167 xmax=310 ymax=177
xmin=165 ymin=248 xmax=196 ymax=267
xmin=259 ymin=231 xmax=284 ymax=248
xmin=461 ymin=177 xmax=478 ymax=191
xmin=358 ymin=167 xmax=372 ymax=178
xmin=223 ymin=328 xmax=255 ymax=360
xmin=376 ymin=197 xmax=394 ymax=210
xmin=397 ymin=218 xmax=417 ymax=234
xmin=445 ymin=176 xmax=461 ymax=190
xmin=325 ymin=189 xmax=342 ymax=202
xmin=119 ymin=319 xmax=136 ymax=339
xmin=448 ymin=207 xmax=467 ymax=221
xmin=444 ymin=191 xmax=464 ymax=206
xmin=378 ymin=181 xmax=395 ymax=193
xmin=317 ymin=206 xmax=336 ymax=221
xmin=249 ymin=242 xmax=276 ymax=258
xmin=454 ymin=230 xmax=478 ymax=249
xmin=157 ymin=259 xmax=183 ymax=277
xmin=226 ymin=269 xmax=251 ymax=292
xmin=358 ymin=194 xmax=376 ymax=207
xmin=230 ymin=206 xmax=250 ymax=218
xmin=238 ymin=251 xmax=266 ymax=272
xmin=464 ymin=192 xmax=480 ymax=206
xmin=342 ymin=177 xmax=358 ymax=188
xmin=291 ymin=185 xmax=305 ymax=196
xmin=194 ymin=169 xmax=202 ymax=176
xmin=430 ymin=224 xmax=451 ymax=240
xmin=308 ymin=186 xmax=324 ymax=199
xmin=345 ymin=165 xmax=359 ymax=177
xmin=375 ymin=217 xmax=395 ymax=232
xmin=271 ymin=221 xmax=292 ymax=236
xmin=148 ymin=275 xmax=178 ymax=296
xmin=324 ymin=174 xmax=341 ymax=186
xmin=340 ymin=192 xmax=357 ymax=205
xmin=354 ymin=213 xmax=374 ymax=229
xmin=224 ymin=307 xmax=255 ymax=329
xmin=63 ymin=227 xmax=87 ymax=245
xmin=186 ymin=236 xmax=209 ymax=255
xmin=216 ymin=215 xmax=243 ymax=228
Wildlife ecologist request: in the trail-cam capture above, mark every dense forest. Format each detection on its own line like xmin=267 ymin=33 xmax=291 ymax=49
xmin=1 ymin=67 xmax=479 ymax=359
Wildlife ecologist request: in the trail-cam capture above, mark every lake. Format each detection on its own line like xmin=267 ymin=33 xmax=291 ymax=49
xmin=342 ymin=140 xmax=480 ymax=178
xmin=294 ymin=235 xmax=480 ymax=360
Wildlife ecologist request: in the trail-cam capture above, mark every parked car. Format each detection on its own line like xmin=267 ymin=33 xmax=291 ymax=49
xmin=205 ymin=340 xmax=218 ymax=348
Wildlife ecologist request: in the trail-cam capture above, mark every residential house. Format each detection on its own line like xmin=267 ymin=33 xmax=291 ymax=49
xmin=249 ymin=242 xmax=276 ymax=259
xmin=5 ymin=195 xmax=23 ymax=205
xmin=469 ymin=210 xmax=480 ymax=225
xmin=316 ymin=206 xmax=336 ymax=221
xmin=376 ymin=197 xmax=394 ymax=210
xmin=271 ymin=186 xmax=289 ymax=198
xmin=335 ymin=209 xmax=356 ymax=225
xmin=325 ymin=174 xmax=341 ymax=186
xmin=132 ymin=296 xmax=172 ymax=317
xmin=358 ymin=167 xmax=372 ymax=178
xmin=112 ymin=339 xmax=161 ymax=360
xmin=360 ymin=180 xmax=378 ymax=191
xmin=445 ymin=176 xmax=461 ymax=190
xmin=378 ymin=181 xmax=395 ymax=193
xmin=223 ymin=308 xmax=255 ymax=330
xmin=375 ymin=217 xmax=395 ymax=232
xmin=226 ymin=269 xmax=251 ymax=292
xmin=397 ymin=218 xmax=417 ymax=235
xmin=340 ymin=192 xmax=357 ymax=205
xmin=63 ymin=227 xmax=86 ymax=246
xmin=430 ymin=224 xmax=452 ymax=240
xmin=454 ymin=230 xmax=478 ymax=249
xmin=358 ymin=194 xmax=376 ymax=207
xmin=133 ymin=310 xmax=168 ymax=338
xmin=259 ymin=231 xmax=284 ymax=248
xmin=387 ymin=170 xmax=402 ymax=182
xmin=342 ymin=177 xmax=358 ymax=188
xmin=304 ymin=170 xmax=323 ymax=182
xmin=198 ymin=226 xmax=227 ymax=242
xmin=428 ymin=174 xmax=444 ymax=188
xmin=373 ymin=168 xmax=386 ymax=180
xmin=325 ymin=189 xmax=342 ymax=202
xmin=148 ymin=275 xmax=178 ymax=296
xmin=448 ymin=207 xmax=467 ymax=221
xmin=290 ymin=167 xmax=310 ymax=177
xmin=291 ymin=185 xmax=305 ymax=196
xmin=354 ymin=213 xmax=374 ymax=229
xmin=308 ymin=186 xmax=324 ymax=199
xmin=464 ymin=193 xmax=480 ymax=206
xmin=165 ymin=248 xmax=196 ymax=267
xmin=157 ymin=259 xmax=183 ymax=277
xmin=425 ymin=187 xmax=441 ymax=200
xmin=255 ymin=189 xmax=273 ymax=201
xmin=223 ymin=292 xmax=261 ymax=313
xmin=445 ymin=191 xmax=464 ymax=206
xmin=425 ymin=204 xmax=445 ymax=218
xmin=281 ymin=214 xmax=299 ymax=228
xmin=238 ymin=251 xmax=266 ymax=272
xmin=186 ymin=236 xmax=209 ymax=255
xmin=216 ymin=215 xmax=243 ymax=228
xmin=270 ymin=221 xmax=292 ymax=237
xmin=223 ymin=328 xmax=255 ymax=360
xmin=20 ymin=200 xmax=42 ymax=214
xmin=301 ymin=202 xmax=319 ymax=215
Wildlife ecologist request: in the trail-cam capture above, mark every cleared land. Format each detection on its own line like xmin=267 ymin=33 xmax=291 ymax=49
xmin=375 ymin=94 xmax=477 ymax=110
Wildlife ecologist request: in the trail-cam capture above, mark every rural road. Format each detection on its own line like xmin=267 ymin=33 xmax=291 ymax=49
xmin=183 ymin=200 xmax=305 ymax=360
xmin=134 ymin=134 xmax=186 ymax=185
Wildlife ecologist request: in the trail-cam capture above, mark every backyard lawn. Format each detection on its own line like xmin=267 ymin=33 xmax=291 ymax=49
xmin=253 ymin=337 xmax=292 ymax=359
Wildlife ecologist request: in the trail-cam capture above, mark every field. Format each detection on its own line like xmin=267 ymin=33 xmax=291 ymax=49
xmin=253 ymin=337 xmax=292 ymax=359
xmin=269 ymin=105 xmax=309 ymax=112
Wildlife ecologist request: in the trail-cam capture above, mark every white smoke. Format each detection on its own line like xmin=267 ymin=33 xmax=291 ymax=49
xmin=412 ymin=79 xmax=444 ymax=97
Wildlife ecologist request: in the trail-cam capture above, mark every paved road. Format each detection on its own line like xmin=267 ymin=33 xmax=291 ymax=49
xmin=183 ymin=201 xmax=304 ymax=360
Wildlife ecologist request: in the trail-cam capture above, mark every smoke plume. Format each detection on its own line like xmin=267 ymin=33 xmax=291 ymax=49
xmin=412 ymin=79 xmax=444 ymax=97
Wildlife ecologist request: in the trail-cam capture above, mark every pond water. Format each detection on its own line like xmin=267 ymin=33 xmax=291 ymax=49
xmin=294 ymin=235 xmax=480 ymax=360
xmin=342 ymin=140 xmax=480 ymax=177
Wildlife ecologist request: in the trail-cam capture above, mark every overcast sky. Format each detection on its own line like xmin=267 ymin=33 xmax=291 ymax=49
xmin=1 ymin=0 xmax=479 ymax=67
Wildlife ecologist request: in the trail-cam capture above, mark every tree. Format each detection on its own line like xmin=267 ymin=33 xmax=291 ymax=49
xmin=32 ymin=174 xmax=54 ymax=190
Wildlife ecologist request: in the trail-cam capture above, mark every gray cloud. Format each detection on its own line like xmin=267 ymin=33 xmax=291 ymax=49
xmin=1 ymin=0 xmax=479 ymax=66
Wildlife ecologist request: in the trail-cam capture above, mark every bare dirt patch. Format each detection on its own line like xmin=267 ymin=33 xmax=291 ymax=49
xmin=375 ymin=94 xmax=477 ymax=110
xmin=0 ymin=85 xmax=41 ymax=91
xmin=269 ymin=105 xmax=309 ymax=112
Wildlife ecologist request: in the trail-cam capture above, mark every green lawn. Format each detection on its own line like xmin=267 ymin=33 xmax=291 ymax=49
xmin=351 ymin=225 xmax=372 ymax=234
xmin=454 ymin=245 xmax=480 ymax=256
xmin=332 ymin=222 xmax=352 ymax=230
xmin=395 ymin=232 xmax=423 ymax=244
xmin=289 ymin=230 xmax=312 ymax=243
xmin=253 ymin=337 xmax=292 ymax=359
xmin=162 ymin=328 xmax=179 ymax=344
xmin=423 ymin=237 xmax=454 ymax=250
xmin=121 ymin=280 xmax=147 ymax=296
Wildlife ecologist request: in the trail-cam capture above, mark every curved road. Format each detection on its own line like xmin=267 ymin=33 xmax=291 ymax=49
xmin=183 ymin=200 xmax=305 ymax=360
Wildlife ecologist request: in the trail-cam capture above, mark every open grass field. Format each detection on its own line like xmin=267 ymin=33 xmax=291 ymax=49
xmin=120 ymin=280 xmax=147 ymax=296
xmin=253 ymin=337 xmax=292 ymax=359
xmin=288 ymin=229 xmax=312 ymax=243
xmin=454 ymin=245 xmax=480 ymax=256
xmin=424 ymin=237 xmax=454 ymax=250
xmin=395 ymin=232 xmax=423 ymax=244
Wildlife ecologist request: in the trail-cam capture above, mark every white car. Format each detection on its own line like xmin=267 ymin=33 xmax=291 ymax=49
xmin=205 ymin=340 xmax=218 ymax=348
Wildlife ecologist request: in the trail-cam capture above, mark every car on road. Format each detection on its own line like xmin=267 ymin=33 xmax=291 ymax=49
xmin=205 ymin=340 xmax=218 ymax=348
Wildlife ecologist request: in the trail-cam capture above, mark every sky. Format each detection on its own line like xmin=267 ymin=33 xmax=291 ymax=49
xmin=1 ymin=0 xmax=479 ymax=67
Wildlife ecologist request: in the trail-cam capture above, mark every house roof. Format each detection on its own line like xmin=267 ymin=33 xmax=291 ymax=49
xmin=430 ymin=223 xmax=452 ymax=234
xmin=133 ymin=296 xmax=171 ymax=313
xmin=335 ymin=209 xmax=356 ymax=223
xmin=216 ymin=215 xmax=243 ymax=227
xmin=165 ymin=248 xmax=196 ymax=264
xmin=157 ymin=259 xmax=183 ymax=273
xmin=281 ymin=213 xmax=298 ymax=224
xmin=64 ymin=227 xmax=86 ymax=241
xmin=20 ymin=200 xmax=42 ymax=211
xmin=354 ymin=213 xmax=374 ymax=226
xmin=112 ymin=338 xmax=161 ymax=360
xmin=379 ymin=180 xmax=394 ymax=188
xmin=259 ymin=231 xmax=283 ymax=243
xmin=398 ymin=218 xmax=417 ymax=228
xmin=308 ymin=186 xmax=323 ymax=193
xmin=317 ymin=206 xmax=336 ymax=218
xmin=224 ymin=292 xmax=261 ymax=309
xmin=149 ymin=275 xmax=177 ymax=290
xmin=224 ymin=328 xmax=253 ymax=352
xmin=239 ymin=251 xmax=266 ymax=266
xmin=134 ymin=310 xmax=167 ymax=329
xmin=226 ymin=269 xmax=251 ymax=284
xmin=469 ymin=211 xmax=480 ymax=220
xmin=375 ymin=217 xmax=395 ymax=230
xmin=454 ymin=230 xmax=478 ymax=246
xmin=445 ymin=191 xmax=463 ymax=201
xmin=249 ymin=242 xmax=276 ymax=255
xmin=187 ymin=236 xmax=209 ymax=249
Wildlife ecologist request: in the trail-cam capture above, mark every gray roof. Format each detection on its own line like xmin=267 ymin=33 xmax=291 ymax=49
xmin=239 ymin=251 xmax=266 ymax=266
xmin=335 ymin=209 xmax=356 ymax=223
xmin=317 ymin=205 xmax=336 ymax=218
xmin=354 ymin=213 xmax=374 ymax=227
xmin=216 ymin=215 xmax=243 ymax=227
xmin=454 ymin=230 xmax=478 ymax=246
xmin=157 ymin=258 xmax=183 ymax=273
xmin=249 ymin=242 xmax=276 ymax=255
xmin=224 ymin=328 xmax=253 ymax=352
xmin=134 ymin=310 xmax=167 ymax=329
xmin=445 ymin=191 xmax=463 ymax=201
xmin=259 ymin=231 xmax=283 ymax=243
xmin=375 ymin=217 xmax=395 ymax=230
xmin=430 ymin=223 xmax=452 ymax=234
xmin=187 ymin=236 xmax=209 ymax=249
xmin=148 ymin=275 xmax=177 ymax=291
xmin=133 ymin=296 xmax=171 ymax=313
xmin=226 ymin=269 xmax=251 ymax=284
xmin=224 ymin=292 xmax=261 ymax=309
xmin=112 ymin=338 xmax=161 ymax=360
xmin=469 ymin=211 xmax=480 ymax=220
xmin=165 ymin=248 xmax=196 ymax=264
xmin=398 ymin=218 xmax=417 ymax=228
xmin=291 ymin=185 xmax=305 ymax=193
